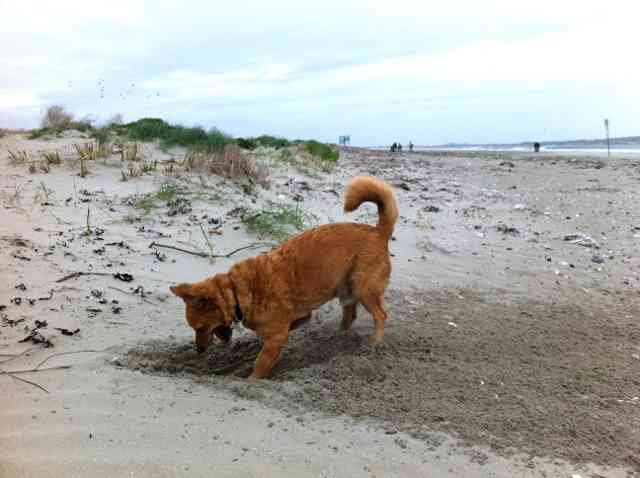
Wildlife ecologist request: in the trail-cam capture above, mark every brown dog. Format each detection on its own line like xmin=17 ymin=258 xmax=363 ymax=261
xmin=170 ymin=176 xmax=398 ymax=380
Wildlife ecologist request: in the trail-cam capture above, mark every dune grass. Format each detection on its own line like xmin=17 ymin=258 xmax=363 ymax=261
xmin=110 ymin=118 xmax=232 ymax=151
xmin=240 ymin=202 xmax=315 ymax=241
xmin=24 ymin=109 xmax=339 ymax=166
xmin=132 ymin=182 xmax=181 ymax=214
xmin=237 ymin=135 xmax=339 ymax=163
xmin=236 ymin=135 xmax=296 ymax=150
xmin=155 ymin=182 xmax=179 ymax=201
xmin=304 ymin=140 xmax=339 ymax=162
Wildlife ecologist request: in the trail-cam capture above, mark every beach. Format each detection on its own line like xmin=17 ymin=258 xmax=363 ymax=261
xmin=1 ymin=131 xmax=639 ymax=477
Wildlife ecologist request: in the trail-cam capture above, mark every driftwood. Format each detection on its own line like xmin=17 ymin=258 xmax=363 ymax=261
xmin=55 ymin=271 xmax=110 ymax=283
xmin=149 ymin=241 xmax=273 ymax=259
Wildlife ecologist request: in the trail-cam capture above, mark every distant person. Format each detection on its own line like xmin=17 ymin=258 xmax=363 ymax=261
xmin=533 ymin=142 xmax=541 ymax=153
xmin=390 ymin=142 xmax=397 ymax=152
xmin=397 ymin=142 xmax=402 ymax=152
xmin=409 ymin=141 xmax=414 ymax=151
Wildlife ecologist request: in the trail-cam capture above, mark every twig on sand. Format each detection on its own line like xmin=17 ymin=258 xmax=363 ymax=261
xmin=1 ymin=365 xmax=71 ymax=375
xmin=0 ymin=347 xmax=36 ymax=365
xmin=55 ymin=271 xmax=111 ymax=283
xmin=149 ymin=241 xmax=273 ymax=259
xmin=0 ymin=349 xmax=108 ymax=394
xmin=108 ymin=286 xmax=155 ymax=304
xmin=32 ymin=349 xmax=108 ymax=370
xmin=6 ymin=373 xmax=50 ymax=393
xmin=0 ymin=352 xmax=53 ymax=393
xmin=199 ymin=223 xmax=215 ymax=259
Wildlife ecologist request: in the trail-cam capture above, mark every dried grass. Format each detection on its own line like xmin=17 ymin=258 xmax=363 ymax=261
xmin=182 ymin=144 xmax=269 ymax=187
xmin=41 ymin=151 xmax=62 ymax=165
xmin=74 ymin=142 xmax=98 ymax=162
xmin=7 ymin=150 xmax=29 ymax=165
xmin=116 ymin=142 xmax=139 ymax=162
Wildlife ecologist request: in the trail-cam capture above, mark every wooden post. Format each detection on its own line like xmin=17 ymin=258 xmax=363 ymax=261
xmin=604 ymin=119 xmax=610 ymax=158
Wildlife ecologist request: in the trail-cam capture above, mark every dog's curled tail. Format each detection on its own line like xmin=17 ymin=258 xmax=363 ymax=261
xmin=344 ymin=176 xmax=398 ymax=238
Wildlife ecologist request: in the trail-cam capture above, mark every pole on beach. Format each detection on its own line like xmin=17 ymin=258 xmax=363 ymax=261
xmin=604 ymin=118 xmax=610 ymax=158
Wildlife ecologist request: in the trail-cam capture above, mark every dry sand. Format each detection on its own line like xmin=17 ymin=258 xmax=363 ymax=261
xmin=1 ymin=132 xmax=639 ymax=477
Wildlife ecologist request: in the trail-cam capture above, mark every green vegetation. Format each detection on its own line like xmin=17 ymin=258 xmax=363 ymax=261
xmin=235 ymin=135 xmax=295 ymax=150
xmin=304 ymin=140 xmax=339 ymax=162
xmin=110 ymin=118 xmax=231 ymax=151
xmin=91 ymin=126 xmax=110 ymax=145
xmin=236 ymin=135 xmax=338 ymax=163
xmin=241 ymin=202 xmax=315 ymax=241
xmin=28 ymin=105 xmax=95 ymax=139
xmin=28 ymin=128 xmax=60 ymax=139
xmin=132 ymin=182 xmax=180 ymax=214
xmin=134 ymin=196 xmax=156 ymax=214
xmin=155 ymin=182 xmax=178 ymax=201
xmin=26 ymin=108 xmax=339 ymax=166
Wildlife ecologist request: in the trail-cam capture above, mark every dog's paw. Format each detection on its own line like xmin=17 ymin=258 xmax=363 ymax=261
xmin=368 ymin=336 xmax=385 ymax=347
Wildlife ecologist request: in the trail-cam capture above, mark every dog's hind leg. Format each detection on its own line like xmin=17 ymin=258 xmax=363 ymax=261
xmin=358 ymin=293 xmax=388 ymax=345
xmin=340 ymin=303 xmax=358 ymax=332
xmin=249 ymin=329 xmax=289 ymax=381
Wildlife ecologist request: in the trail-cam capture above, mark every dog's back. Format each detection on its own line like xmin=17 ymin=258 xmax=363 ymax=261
xmin=243 ymin=176 xmax=398 ymax=314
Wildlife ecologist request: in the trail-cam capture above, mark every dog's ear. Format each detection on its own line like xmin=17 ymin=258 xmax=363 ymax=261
xmin=211 ymin=275 xmax=236 ymax=325
xmin=170 ymin=283 xmax=214 ymax=310
xmin=170 ymin=283 xmax=192 ymax=299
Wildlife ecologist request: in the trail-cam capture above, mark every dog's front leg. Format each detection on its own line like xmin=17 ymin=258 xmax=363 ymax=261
xmin=248 ymin=329 xmax=289 ymax=381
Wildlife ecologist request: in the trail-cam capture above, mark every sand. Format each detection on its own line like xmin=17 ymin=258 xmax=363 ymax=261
xmin=1 ymin=131 xmax=639 ymax=477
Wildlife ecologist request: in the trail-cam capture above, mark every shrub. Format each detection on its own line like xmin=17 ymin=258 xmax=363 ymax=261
xmin=236 ymin=137 xmax=258 ymax=150
xmin=28 ymin=128 xmax=53 ymax=139
xmin=236 ymin=135 xmax=292 ymax=150
xmin=73 ymin=116 xmax=94 ymax=132
xmin=254 ymin=135 xmax=291 ymax=149
xmin=91 ymin=127 xmax=110 ymax=145
xmin=41 ymin=105 xmax=74 ymax=129
xmin=113 ymin=118 xmax=170 ymax=141
xmin=111 ymin=118 xmax=232 ymax=151
xmin=304 ymin=140 xmax=339 ymax=162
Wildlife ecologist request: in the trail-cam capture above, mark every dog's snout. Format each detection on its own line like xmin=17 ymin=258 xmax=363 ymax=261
xmin=196 ymin=345 xmax=206 ymax=354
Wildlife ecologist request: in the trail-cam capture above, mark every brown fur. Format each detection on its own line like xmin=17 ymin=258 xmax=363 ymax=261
xmin=170 ymin=176 xmax=398 ymax=380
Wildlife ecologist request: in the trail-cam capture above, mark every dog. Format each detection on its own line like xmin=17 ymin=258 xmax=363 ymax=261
xmin=170 ymin=176 xmax=398 ymax=380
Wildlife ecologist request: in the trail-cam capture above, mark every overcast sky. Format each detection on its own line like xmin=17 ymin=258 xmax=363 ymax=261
xmin=1 ymin=0 xmax=639 ymax=145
